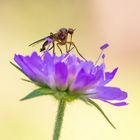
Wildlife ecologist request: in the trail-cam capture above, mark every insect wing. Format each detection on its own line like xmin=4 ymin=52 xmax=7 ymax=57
xmin=28 ymin=36 xmax=48 ymax=47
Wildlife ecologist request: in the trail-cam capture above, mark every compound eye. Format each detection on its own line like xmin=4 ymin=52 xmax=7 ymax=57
xmin=68 ymin=28 xmax=74 ymax=34
xmin=59 ymin=28 xmax=67 ymax=34
xmin=60 ymin=34 xmax=65 ymax=39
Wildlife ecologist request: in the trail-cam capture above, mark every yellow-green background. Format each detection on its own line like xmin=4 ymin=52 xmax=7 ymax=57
xmin=0 ymin=0 xmax=139 ymax=140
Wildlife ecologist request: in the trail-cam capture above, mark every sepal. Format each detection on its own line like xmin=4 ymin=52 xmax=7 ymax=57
xmin=20 ymin=87 xmax=54 ymax=101
xmin=10 ymin=61 xmax=25 ymax=75
xmin=87 ymin=99 xmax=116 ymax=129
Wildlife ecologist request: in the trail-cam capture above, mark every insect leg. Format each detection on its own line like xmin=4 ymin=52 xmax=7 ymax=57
xmin=56 ymin=43 xmax=63 ymax=54
xmin=67 ymin=42 xmax=87 ymax=61
xmin=65 ymin=44 xmax=68 ymax=53
xmin=47 ymin=45 xmax=53 ymax=51
xmin=68 ymin=34 xmax=73 ymax=52
xmin=52 ymin=42 xmax=55 ymax=54
xmin=69 ymin=46 xmax=74 ymax=51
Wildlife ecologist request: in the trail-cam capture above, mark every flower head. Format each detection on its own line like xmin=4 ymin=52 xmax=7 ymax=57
xmin=14 ymin=49 xmax=127 ymax=106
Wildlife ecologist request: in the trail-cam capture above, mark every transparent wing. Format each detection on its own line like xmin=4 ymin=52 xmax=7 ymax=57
xmin=28 ymin=36 xmax=47 ymax=47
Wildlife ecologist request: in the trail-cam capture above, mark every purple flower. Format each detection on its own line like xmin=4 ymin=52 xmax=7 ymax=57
xmin=14 ymin=51 xmax=127 ymax=106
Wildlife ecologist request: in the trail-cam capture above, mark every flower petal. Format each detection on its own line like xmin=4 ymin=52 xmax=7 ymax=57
xmin=89 ymin=86 xmax=127 ymax=100
xmin=29 ymin=52 xmax=43 ymax=68
xmin=79 ymin=61 xmax=94 ymax=74
xmin=14 ymin=54 xmax=36 ymax=80
xmin=23 ymin=55 xmax=51 ymax=84
xmin=55 ymin=62 xmax=68 ymax=90
xmin=64 ymin=54 xmax=80 ymax=83
xmin=41 ymin=51 xmax=56 ymax=88
xmin=70 ymin=69 xmax=98 ymax=91
xmin=15 ymin=52 xmax=56 ymax=88
xmin=101 ymin=100 xmax=128 ymax=106
xmin=104 ymin=68 xmax=118 ymax=85
xmin=43 ymin=51 xmax=53 ymax=65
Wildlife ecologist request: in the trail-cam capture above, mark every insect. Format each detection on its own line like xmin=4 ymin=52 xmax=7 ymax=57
xmin=28 ymin=28 xmax=86 ymax=60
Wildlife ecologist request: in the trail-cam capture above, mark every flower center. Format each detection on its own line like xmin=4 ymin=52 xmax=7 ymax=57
xmin=52 ymin=90 xmax=86 ymax=102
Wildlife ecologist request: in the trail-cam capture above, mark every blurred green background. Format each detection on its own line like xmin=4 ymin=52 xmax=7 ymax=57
xmin=0 ymin=0 xmax=140 ymax=140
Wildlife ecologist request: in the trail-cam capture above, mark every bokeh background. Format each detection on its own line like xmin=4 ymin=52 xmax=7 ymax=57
xmin=0 ymin=0 xmax=140 ymax=140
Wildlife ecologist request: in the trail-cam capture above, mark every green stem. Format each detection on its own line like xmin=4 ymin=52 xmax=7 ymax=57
xmin=53 ymin=99 xmax=66 ymax=140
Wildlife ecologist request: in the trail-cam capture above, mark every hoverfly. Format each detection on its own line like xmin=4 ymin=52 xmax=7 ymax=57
xmin=29 ymin=28 xmax=86 ymax=60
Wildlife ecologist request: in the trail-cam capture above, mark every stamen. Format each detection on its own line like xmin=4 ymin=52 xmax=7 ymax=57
xmin=95 ymin=44 xmax=109 ymax=66
xmin=102 ymin=54 xmax=105 ymax=64
xmin=102 ymin=53 xmax=106 ymax=81
xmin=100 ymin=43 xmax=109 ymax=50
xmin=94 ymin=51 xmax=103 ymax=65
xmin=102 ymin=54 xmax=105 ymax=59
